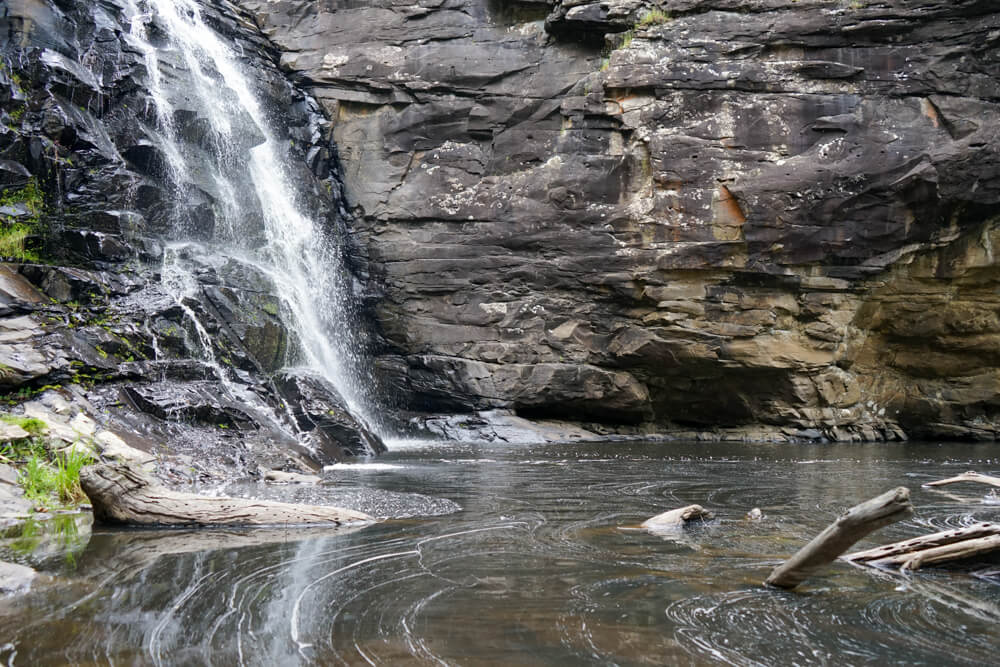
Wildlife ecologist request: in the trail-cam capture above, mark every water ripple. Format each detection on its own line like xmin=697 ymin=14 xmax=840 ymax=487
xmin=3 ymin=440 xmax=1000 ymax=665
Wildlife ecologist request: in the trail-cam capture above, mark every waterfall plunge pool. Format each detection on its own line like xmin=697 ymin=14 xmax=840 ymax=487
xmin=2 ymin=439 xmax=999 ymax=665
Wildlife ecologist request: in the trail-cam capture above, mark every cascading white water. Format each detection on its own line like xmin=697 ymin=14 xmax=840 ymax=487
xmin=124 ymin=0 xmax=381 ymax=438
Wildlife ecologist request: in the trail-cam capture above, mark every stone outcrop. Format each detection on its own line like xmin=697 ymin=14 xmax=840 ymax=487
xmin=0 ymin=0 xmax=383 ymax=482
xmin=238 ymin=0 xmax=1000 ymax=441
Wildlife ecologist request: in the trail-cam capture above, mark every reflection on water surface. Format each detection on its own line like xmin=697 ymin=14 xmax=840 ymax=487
xmin=2 ymin=440 xmax=999 ymax=665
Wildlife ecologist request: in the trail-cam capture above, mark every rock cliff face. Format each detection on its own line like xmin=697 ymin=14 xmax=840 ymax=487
xmin=0 ymin=0 xmax=382 ymax=480
xmin=239 ymin=0 xmax=1000 ymax=441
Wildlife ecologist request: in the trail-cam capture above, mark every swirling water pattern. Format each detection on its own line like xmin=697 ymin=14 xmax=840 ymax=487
xmin=1 ymin=440 xmax=999 ymax=665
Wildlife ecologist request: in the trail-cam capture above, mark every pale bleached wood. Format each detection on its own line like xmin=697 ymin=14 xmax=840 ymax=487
xmin=844 ymin=523 xmax=1000 ymax=563
xmin=892 ymin=535 xmax=1000 ymax=572
xmin=922 ymin=471 xmax=1000 ymax=489
xmin=765 ymin=487 xmax=913 ymax=589
xmin=80 ymin=462 xmax=374 ymax=527
xmin=641 ymin=504 xmax=713 ymax=530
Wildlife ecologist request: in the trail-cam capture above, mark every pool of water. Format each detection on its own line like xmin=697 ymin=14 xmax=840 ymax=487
xmin=2 ymin=440 xmax=999 ymax=665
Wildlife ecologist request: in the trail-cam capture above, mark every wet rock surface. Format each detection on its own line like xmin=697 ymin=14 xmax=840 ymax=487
xmin=0 ymin=560 xmax=37 ymax=595
xmin=238 ymin=0 xmax=1000 ymax=441
xmin=0 ymin=0 xmax=384 ymax=486
xmin=274 ymin=369 xmax=388 ymax=459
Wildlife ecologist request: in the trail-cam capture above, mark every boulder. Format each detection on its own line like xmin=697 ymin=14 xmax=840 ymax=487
xmin=274 ymin=370 xmax=387 ymax=459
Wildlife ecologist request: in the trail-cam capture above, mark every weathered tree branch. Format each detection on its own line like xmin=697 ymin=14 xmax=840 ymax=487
xmin=765 ymin=487 xmax=913 ymax=589
xmin=890 ymin=535 xmax=1000 ymax=572
xmin=80 ymin=462 xmax=374 ymax=527
xmin=844 ymin=523 xmax=1000 ymax=563
xmin=922 ymin=471 xmax=1000 ymax=489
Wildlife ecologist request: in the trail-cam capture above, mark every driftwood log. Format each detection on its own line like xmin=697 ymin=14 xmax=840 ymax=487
xmin=765 ymin=487 xmax=913 ymax=589
xmin=844 ymin=523 xmax=1000 ymax=563
xmin=844 ymin=522 xmax=1000 ymax=572
xmin=642 ymin=504 xmax=714 ymax=530
xmin=922 ymin=471 xmax=1000 ymax=489
xmin=890 ymin=535 xmax=1000 ymax=572
xmin=80 ymin=462 xmax=374 ymax=527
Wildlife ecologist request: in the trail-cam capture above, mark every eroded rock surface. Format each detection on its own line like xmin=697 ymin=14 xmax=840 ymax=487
xmin=0 ymin=0 xmax=383 ymax=481
xmin=239 ymin=0 xmax=1000 ymax=440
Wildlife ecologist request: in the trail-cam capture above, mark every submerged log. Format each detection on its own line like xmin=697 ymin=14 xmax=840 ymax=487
xmin=765 ymin=487 xmax=913 ymax=589
xmin=844 ymin=522 xmax=1000 ymax=563
xmin=641 ymin=504 xmax=714 ymax=530
xmin=80 ymin=462 xmax=374 ymax=527
xmin=922 ymin=471 xmax=1000 ymax=489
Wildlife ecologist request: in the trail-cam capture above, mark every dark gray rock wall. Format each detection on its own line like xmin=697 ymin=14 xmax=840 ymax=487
xmin=239 ymin=0 xmax=1000 ymax=441
xmin=0 ymin=0 xmax=382 ymax=474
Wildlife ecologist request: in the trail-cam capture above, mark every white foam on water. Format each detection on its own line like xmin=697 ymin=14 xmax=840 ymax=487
xmin=322 ymin=463 xmax=407 ymax=472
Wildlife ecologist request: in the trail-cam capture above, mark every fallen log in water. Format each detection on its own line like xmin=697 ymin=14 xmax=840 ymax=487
xmin=844 ymin=523 xmax=1000 ymax=563
xmin=80 ymin=462 xmax=374 ymax=527
xmin=922 ymin=471 xmax=1000 ymax=489
xmin=765 ymin=487 xmax=913 ymax=589
xmin=641 ymin=504 xmax=714 ymax=530
xmin=886 ymin=535 xmax=1000 ymax=572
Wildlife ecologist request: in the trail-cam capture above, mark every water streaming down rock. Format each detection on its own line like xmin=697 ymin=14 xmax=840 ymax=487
xmin=124 ymin=0 xmax=385 ymax=455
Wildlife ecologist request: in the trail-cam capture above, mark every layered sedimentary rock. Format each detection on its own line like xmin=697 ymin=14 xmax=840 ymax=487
xmin=0 ymin=0 xmax=382 ymax=478
xmin=239 ymin=0 xmax=1000 ymax=440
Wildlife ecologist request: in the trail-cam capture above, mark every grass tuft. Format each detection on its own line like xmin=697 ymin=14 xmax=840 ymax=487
xmin=637 ymin=9 xmax=671 ymax=28
xmin=54 ymin=447 xmax=92 ymax=504
xmin=17 ymin=447 xmax=92 ymax=507
xmin=0 ymin=177 xmax=45 ymax=261
xmin=19 ymin=452 xmax=57 ymax=505
xmin=0 ymin=224 xmax=36 ymax=261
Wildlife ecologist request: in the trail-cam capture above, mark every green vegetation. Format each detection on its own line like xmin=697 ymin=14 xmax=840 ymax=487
xmin=0 ymin=414 xmax=48 ymax=436
xmin=16 ymin=447 xmax=92 ymax=507
xmin=0 ymin=177 xmax=45 ymax=261
xmin=637 ymin=9 xmax=670 ymax=28
xmin=1 ymin=411 xmax=91 ymax=509
xmin=1 ymin=384 xmax=62 ymax=405
xmin=601 ymin=8 xmax=671 ymax=66
xmin=0 ymin=436 xmax=44 ymax=462
xmin=0 ymin=60 xmax=25 ymax=95
xmin=0 ymin=177 xmax=43 ymax=218
xmin=0 ymin=224 xmax=34 ymax=260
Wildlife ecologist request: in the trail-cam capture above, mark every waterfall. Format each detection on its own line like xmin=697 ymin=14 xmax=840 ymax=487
xmin=123 ymin=0 xmax=381 ymax=441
